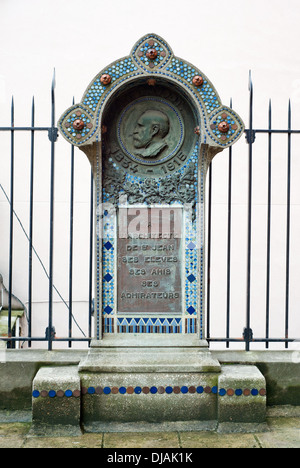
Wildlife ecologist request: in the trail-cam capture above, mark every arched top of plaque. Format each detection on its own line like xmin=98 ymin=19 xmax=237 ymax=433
xmin=58 ymin=33 xmax=244 ymax=153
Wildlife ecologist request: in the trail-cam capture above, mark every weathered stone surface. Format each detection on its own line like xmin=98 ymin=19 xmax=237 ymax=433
xmin=0 ymin=350 xmax=84 ymax=411
xmin=213 ymin=351 xmax=300 ymax=406
xmin=31 ymin=366 xmax=81 ymax=434
xmin=80 ymin=372 xmax=218 ymax=426
xmin=218 ymin=365 xmax=267 ymax=432
xmin=80 ymin=335 xmax=220 ymax=374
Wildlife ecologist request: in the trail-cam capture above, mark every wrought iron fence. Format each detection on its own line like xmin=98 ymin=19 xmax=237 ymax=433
xmin=0 ymin=73 xmax=93 ymax=350
xmin=206 ymin=73 xmax=300 ymax=350
xmin=0 ymin=72 xmax=299 ymax=350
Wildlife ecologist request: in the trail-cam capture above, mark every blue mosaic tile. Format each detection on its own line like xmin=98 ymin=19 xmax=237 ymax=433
xmin=117 ymin=317 xmax=183 ymax=334
xmin=166 ymin=58 xmax=221 ymax=115
xmin=132 ymin=34 xmax=172 ymax=72
xmin=58 ymin=34 xmax=244 ymax=151
xmin=104 ymin=305 xmax=113 ymax=315
xmin=104 ymin=273 xmax=113 ymax=283
xmin=33 ymin=385 xmax=267 ymax=398
xmin=187 ymin=274 xmax=196 ymax=283
xmin=187 ymin=306 xmax=196 ymax=315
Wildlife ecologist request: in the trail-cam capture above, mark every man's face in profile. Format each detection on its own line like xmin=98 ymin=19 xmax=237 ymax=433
xmin=132 ymin=110 xmax=170 ymax=158
xmin=133 ymin=113 xmax=155 ymax=149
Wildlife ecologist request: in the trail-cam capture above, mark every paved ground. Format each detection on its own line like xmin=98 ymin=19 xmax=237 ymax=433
xmin=0 ymin=407 xmax=299 ymax=449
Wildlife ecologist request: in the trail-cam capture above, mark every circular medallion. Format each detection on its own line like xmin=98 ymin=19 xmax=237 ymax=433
xmin=117 ymin=97 xmax=184 ymax=166
xmin=103 ymin=84 xmax=197 ymax=178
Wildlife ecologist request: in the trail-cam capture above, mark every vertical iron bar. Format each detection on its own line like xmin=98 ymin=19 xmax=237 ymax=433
xmin=68 ymin=97 xmax=75 ymax=348
xmin=206 ymin=162 xmax=212 ymax=342
xmin=246 ymin=72 xmax=254 ymax=351
xmin=28 ymin=97 xmax=35 ymax=348
xmin=88 ymin=168 xmax=94 ymax=341
xmin=48 ymin=70 xmax=56 ymax=351
xmin=285 ymin=100 xmax=292 ymax=349
xmin=68 ymin=142 xmax=75 ymax=348
xmin=226 ymin=99 xmax=233 ymax=348
xmin=265 ymin=99 xmax=272 ymax=348
xmin=8 ymin=97 xmax=14 ymax=348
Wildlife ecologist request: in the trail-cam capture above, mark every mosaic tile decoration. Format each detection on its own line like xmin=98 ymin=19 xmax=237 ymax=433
xmin=101 ymin=142 xmax=201 ymax=337
xmin=81 ymin=386 xmax=267 ymax=397
xmin=58 ymin=34 xmax=244 ymax=150
xmin=32 ymin=389 xmax=81 ymax=398
xmin=57 ymin=34 xmax=245 ymax=340
xmin=32 ymin=386 xmax=267 ymax=398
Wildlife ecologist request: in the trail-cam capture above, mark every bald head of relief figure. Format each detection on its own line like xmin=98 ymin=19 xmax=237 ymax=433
xmin=132 ymin=109 xmax=170 ymax=158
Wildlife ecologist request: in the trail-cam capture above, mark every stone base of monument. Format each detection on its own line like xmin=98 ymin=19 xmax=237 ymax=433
xmin=77 ymin=336 xmax=267 ymax=433
xmin=217 ymin=365 xmax=267 ymax=433
xmin=79 ymin=335 xmax=221 ymax=373
xmin=29 ymin=341 xmax=267 ymax=435
xmin=30 ymin=366 xmax=82 ymax=437
xmin=78 ymin=335 xmax=220 ymax=430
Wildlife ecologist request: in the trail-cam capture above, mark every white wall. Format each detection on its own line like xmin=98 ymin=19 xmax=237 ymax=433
xmin=0 ymin=0 xmax=299 ymax=349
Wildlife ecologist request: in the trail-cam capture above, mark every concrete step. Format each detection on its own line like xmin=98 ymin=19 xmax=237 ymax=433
xmin=218 ymin=365 xmax=267 ymax=433
xmin=29 ymin=362 xmax=267 ymax=435
xmin=31 ymin=366 xmax=82 ymax=436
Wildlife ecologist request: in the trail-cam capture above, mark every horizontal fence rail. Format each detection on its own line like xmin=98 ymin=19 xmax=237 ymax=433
xmin=0 ymin=72 xmax=299 ymax=350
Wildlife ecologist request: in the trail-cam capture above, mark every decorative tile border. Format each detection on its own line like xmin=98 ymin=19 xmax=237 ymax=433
xmin=33 ymin=386 xmax=266 ymax=398
xmin=81 ymin=386 xmax=267 ymax=397
xmin=32 ymin=389 xmax=81 ymax=398
xmin=58 ymin=33 xmax=245 ymax=150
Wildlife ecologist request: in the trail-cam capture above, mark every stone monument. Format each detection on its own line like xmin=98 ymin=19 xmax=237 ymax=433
xmin=53 ymin=34 xmax=266 ymax=432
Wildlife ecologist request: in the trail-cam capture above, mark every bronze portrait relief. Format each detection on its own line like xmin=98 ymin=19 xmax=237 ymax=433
xmin=102 ymin=84 xmax=198 ymax=178
xmin=118 ymin=97 xmax=184 ymax=166
xmin=132 ymin=109 xmax=170 ymax=158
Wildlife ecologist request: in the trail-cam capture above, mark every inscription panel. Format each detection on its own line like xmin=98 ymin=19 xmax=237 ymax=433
xmin=117 ymin=208 xmax=182 ymax=314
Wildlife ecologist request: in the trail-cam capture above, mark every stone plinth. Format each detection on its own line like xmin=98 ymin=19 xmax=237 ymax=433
xmin=31 ymin=366 xmax=81 ymax=436
xmin=217 ymin=365 xmax=267 ymax=433
xmin=79 ymin=336 xmax=220 ymax=430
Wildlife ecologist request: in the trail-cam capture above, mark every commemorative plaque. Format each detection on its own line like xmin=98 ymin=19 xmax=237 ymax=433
xmin=117 ymin=207 xmax=182 ymax=314
xmin=101 ymin=82 xmax=196 ymax=325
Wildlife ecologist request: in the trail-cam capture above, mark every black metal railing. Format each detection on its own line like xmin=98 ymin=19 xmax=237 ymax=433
xmin=0 ymin=72 xmax=93 ymax=350
xmin=0 ymin=72 xmax=299 ymax=350
xmin=206 ymin=73 xmax=300 ymax=350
